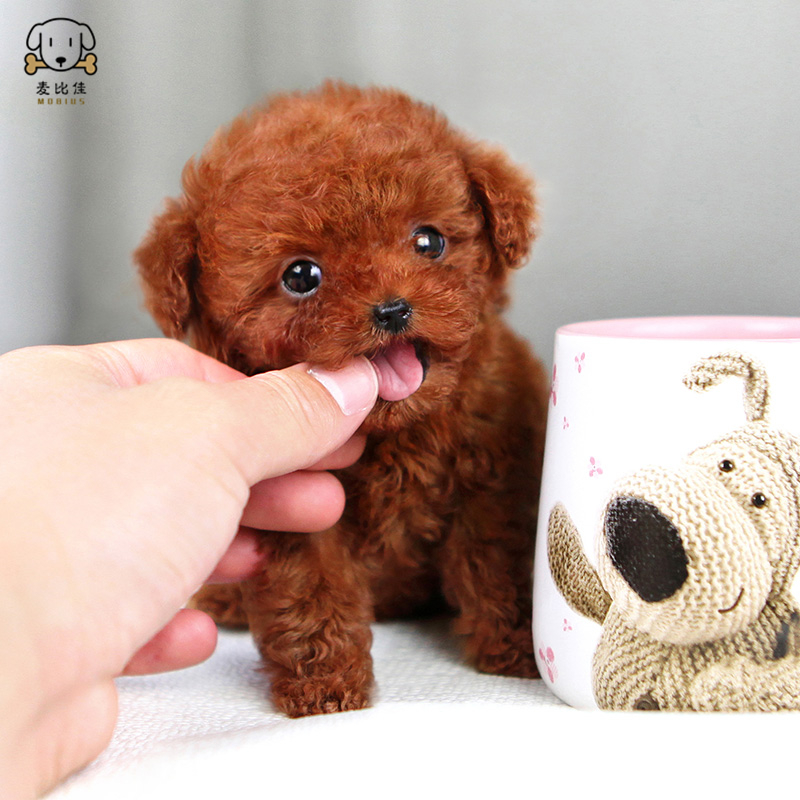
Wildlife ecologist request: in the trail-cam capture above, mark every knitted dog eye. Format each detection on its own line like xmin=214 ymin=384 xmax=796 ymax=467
xmin=719 ymin=459 xmax=735 ymax=472
xmin=751 ymin=492 xmax=768 ymax=508
xmin=412 ymin=227 xmax=446 ymax=259
xmin=282 ymin=260 xmax=322 ymax=297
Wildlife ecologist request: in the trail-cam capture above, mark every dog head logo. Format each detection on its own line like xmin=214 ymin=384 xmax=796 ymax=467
xmin=598 ymin=353 xmax=800 ymax=645
xmin=25 ymin=18 xmax=97 ymax=75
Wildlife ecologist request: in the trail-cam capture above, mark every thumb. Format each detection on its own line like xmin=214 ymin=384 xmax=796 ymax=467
xmin=207 ymin=358 xmax=379 ymax=484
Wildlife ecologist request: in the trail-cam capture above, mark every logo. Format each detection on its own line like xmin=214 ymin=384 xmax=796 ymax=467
xmin=24 ymin=17 xmax=96 ymax=106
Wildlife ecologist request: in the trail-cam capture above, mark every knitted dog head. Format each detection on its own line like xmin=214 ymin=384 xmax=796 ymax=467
xmin=597 ymin=352 xmax=800 ymax=645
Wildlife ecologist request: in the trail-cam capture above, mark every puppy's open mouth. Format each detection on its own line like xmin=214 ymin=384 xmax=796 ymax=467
xmin=369 ymin=340 xmax=430 ymax=402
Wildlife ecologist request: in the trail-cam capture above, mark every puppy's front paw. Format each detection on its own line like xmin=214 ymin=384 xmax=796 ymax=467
xmin=471 ymin=627 xmax=539 ymax=679
xmin=476 ymin=649 xmax=540 ymax=679
xmin=271 ymin=673 xmax=372 ymax=717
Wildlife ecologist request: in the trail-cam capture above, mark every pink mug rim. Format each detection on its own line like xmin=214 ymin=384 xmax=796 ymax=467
xmin=557 ymin=316 xmax=800 ymax=341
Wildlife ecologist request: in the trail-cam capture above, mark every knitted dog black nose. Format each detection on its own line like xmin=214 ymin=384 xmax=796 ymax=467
xmin=373 ymin=298 xmax=412 ymax=334
xmin=604 ymin=496 xmax=689 ymax=603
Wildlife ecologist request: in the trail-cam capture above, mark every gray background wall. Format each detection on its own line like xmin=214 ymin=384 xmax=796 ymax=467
xmin=3 ymin=0 xmax=799 ymax=363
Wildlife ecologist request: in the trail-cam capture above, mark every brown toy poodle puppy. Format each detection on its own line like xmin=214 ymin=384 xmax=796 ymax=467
xmin=135 ymin=82 xmax=548 ymax=717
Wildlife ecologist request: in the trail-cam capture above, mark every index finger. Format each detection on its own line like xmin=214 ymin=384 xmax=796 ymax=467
xmin=78 ymin=338 xmax=245 ymax=387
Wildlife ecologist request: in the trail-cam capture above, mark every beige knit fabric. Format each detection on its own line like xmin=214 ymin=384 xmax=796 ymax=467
xmin=547 ymin=352 xmax=800 ymax=711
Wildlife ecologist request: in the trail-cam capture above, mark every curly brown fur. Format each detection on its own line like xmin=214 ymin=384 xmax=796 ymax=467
xmin=136 ymin=82 xmax=548 ymax=717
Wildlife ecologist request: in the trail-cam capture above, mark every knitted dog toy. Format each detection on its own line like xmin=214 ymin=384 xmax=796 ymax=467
xmin=547 ymin=352 xmax=800 ymax=711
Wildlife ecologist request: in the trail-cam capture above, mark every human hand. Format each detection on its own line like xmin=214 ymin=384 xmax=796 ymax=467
xmin=0 ymin=338 xmax=378 ymax=799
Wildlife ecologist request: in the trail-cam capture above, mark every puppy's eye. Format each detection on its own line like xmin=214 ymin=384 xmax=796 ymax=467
xmin=751 ymin=493 xmax=768 ymax=508
xmin=412 ymin=227 xmax=446 ymax=259
xmin=719 ymin=459 xmax=735 ymax=472
xmin=282 ymin=260 xmax=322 ymax=297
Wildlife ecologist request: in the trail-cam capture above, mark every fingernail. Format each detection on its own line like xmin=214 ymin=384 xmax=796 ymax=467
xmin=308 ymin=358 xmax=378 ymax=416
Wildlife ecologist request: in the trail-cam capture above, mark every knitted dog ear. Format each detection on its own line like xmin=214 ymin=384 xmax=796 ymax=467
xmin=461 ymin=141 xmax=537 ymax=275
xmin=548 ymin=503 xmax=611 ymax=624
xmin=684 ymin=352 xmax=770 ymax=422
xmin=134 ymin=195 xmax=199 ymax=340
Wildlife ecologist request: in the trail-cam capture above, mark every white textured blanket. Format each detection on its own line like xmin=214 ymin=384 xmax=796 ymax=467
xmin=48 ymin=619 xmax=798 ymax=798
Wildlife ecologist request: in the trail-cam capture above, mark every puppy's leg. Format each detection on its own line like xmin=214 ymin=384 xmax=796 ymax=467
xmin=242 ymin=530 xmax=374 ymax=717
xmin=189 ymin=583 xmax=249 ymax=628
xmin=440 ymin=498 xmax=538 ymax=678
xmin=439 ymin=342 xmax=545 ymax=678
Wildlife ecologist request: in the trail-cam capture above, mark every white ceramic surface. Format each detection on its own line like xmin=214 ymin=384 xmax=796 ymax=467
xmin=533 ymin=316 xmax=800 ymax=709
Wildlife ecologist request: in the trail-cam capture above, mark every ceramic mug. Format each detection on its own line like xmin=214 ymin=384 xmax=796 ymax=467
xmin=533 ymin=316 xmax=800 ymax=711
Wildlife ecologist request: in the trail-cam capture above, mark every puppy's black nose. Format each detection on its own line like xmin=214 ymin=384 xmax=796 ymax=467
xmin=604 ymin=496 xmax=688 ymax=603
xmin=56 ymin=57 xmax=66 ymax=65
xmin=373 ymin=298 xmax=412 ymax=335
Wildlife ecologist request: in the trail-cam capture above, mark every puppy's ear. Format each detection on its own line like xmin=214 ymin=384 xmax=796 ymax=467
xmin=462 ymin=143 xmax=536 ymax=273
xmin=134 ymin=197 xmax=198 ymax=339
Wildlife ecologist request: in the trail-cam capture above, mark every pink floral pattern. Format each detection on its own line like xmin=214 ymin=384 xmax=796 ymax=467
xmin=538 ymin=646 xmax=558 ymax=683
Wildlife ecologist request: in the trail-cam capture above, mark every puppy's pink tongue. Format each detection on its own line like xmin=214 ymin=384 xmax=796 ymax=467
xmin=370 ymin=341 xmax=424 ymax=402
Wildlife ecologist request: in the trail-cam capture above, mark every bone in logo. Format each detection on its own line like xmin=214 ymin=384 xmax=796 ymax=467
xmin=24 ymin=18 xmax=97 ymax=75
